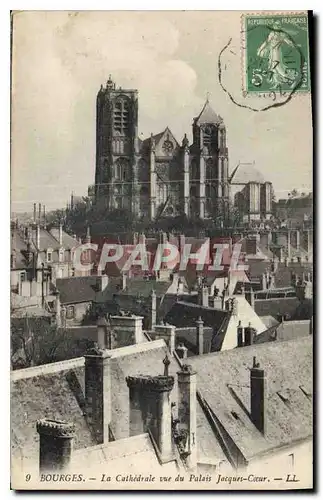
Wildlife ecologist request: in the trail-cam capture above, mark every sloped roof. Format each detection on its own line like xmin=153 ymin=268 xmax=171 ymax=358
xmin=255 ymin=297 xmax=301 ymax=319
xmin=49 ymin=229 xmax=79 ymax=250
xmin=140 ymin=127 xmax=179 ymax=154
xmin=230 ymin=163 xmax=266 ymax=185
xmin=56 ymin=276 xmax=98 ymax=304
xmin=118 ymin=279 xmax=171 ymax=298
xmin=255 ymin=320 xmax=311 ymax=344
xmin=194 ymin=100 xmax=222 ymax=125
xmin=189 ymin=336 xmax=313 ymax=461
xmin=72 ymin=433 xmax=178 ymax=475
xmin=31 ymin=227 xmax=61 ymax=251
xmin=172 ymin=326 xmax=214 ymax=356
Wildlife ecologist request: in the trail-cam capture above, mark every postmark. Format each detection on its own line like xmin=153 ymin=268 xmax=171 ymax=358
xmin=243 ymin=12 xmax=310 ymax=95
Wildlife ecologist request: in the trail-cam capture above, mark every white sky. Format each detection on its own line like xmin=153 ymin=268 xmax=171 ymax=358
xmin=11 ymin=10 xmax=313 ymax=212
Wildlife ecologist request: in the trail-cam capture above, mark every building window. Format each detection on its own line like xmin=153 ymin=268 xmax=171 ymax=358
xmin=46 ymin=249 xmax=53 ymax=263
xmin=66 ymin=305 xmax=75 ymax=320
xmin=59 ymin=248 xmax=65 ymax=263
xmin=20 ymin=271 xmax=26 ymax=282
xmin=113 ymin=99 xmax=130 ymax=135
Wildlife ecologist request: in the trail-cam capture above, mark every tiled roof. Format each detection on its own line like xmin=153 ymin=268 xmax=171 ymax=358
xmin=230 ymin=163 xmax=266 ymax=184
xmin=72 ymin=434 xmax=178 ymax=475
xmin=118 ymin=279 xmax=171 ymax=298
xmin=49 ymin=229 xmax=79 ymax=250
xmin=255 ymin=320 xmax=311 ymax=345
xmin=175 ymin=326 xmax=214 ymax=356
xmin=165 ymin=301 xmax=229 ymax=329
xmin=189 ymin=337 xmax=313 ymax=462
xmin=10 ymin=340 xmax=179 ymax=464
xmin=55 ymin=277 xmax=98 ymax=304
xmin=31 ymin=227 xmax=61 ymax=251
xmin=255 ymin=297 xmax=301 ymax=320
xmin=194 ymin=100 xmax=222 ymax=125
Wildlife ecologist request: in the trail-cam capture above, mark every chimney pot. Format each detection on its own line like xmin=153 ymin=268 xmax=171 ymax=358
xmin=36 ymin=419 xmax=75 ymax=473
xmin=250 ymin=358 xmax=266 ymax=434
xmin=126 ymin=375 xmax=174 ymax=463
xmin=84 ymin=348 xmax=111 ymax=444
xmin=196 ymin=316 xmax=204 ymax=355
xmin=177 ymin=364 xmax=197 ymax=469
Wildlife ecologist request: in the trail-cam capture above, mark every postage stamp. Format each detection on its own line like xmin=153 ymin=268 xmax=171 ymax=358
xmin=243 ymin=12 xmax=310 ymax=94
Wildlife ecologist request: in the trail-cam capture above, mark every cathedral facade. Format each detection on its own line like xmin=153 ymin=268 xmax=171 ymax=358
xmin=94 ymin=77 xmax=230 ymax=220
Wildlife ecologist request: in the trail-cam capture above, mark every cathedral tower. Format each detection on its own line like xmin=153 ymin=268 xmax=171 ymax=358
xmin=95 ymin=76 xmax=140 ymax=212
xmin=190 ymin=99 xmax=229 ymax=219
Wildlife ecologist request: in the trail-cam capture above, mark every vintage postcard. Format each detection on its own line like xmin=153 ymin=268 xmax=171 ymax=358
xmin=10 ymin=10 xmax=313 ymax=490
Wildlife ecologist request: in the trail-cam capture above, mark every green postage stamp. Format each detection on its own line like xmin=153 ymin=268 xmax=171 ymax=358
xmin=243 ymin=12 xmax=310 ymax=94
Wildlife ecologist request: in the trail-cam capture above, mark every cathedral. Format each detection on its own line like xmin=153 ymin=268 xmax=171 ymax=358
xmin=94 ymin=77 xmax=272 ymax=222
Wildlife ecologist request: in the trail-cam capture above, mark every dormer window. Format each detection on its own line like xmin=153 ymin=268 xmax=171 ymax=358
xmin=46 ymin=249 xmax=53 ymax=263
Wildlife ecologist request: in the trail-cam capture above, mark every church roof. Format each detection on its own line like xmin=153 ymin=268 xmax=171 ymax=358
xmin=230 ymin=162 xmax=266 ymax=184
xmin=194 ymin=100 xmax=223 ymax=125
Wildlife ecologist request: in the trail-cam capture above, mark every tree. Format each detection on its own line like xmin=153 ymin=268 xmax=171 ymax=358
xmin=11 ymin=316 xmax=75 ymax=369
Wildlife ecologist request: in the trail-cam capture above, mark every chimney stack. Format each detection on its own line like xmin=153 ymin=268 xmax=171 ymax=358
xmin=36 ymin=419 xmax=75 ymax=473
xmin=121 ymin=272 xmax=127 ymax=291
xmin=33 ymin=203 xmax=37 ymax=224
xmin=244 ymin=322 xmax=254 ymax=346
xmin=154 ymin=324 xmax=176 ymax=354
xmin=43 ymin=205 xmax=46 ymax=228
xmin=84 ymin=346 xmax=111 ymax=444
xmin=38 ymin=203 xmax=42 ymax=225
xmin=250 ymin=357 xmax=266 ymax=434
xmin=36 ymin=224 xmax=40 ymax=249
xmin=126 ymin=360 xmax=175 ymax=463
xmin=110 ymin=314 xmax=143 ymax=345
xmin=177 ymin=364 xmax=197 ymax=469
xmin=97 ymin=316 xmax=111 ymax=349
xmin=59 ymin=223 xmax=63 ymax=246
xmin=237 ymin=320 xmax=243 ymax=347
xmin=176 ymin=343 xmax=188 ymax=359
xmin=85 ymin=226 xmax=91 ymax=244
xmin=196 ymin=316 xmax=204 ymax=355
xmin=150 ymin=289 xmax=157 ymax=329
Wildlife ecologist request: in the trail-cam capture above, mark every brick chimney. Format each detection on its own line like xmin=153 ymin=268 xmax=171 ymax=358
xmin=237 ymin=320 xmax=243 ymax=347
xmin=198 ymin=285 xmax=209 ymax=307
xmin=33 ymin=203 xmax=37 ymax=224
xmin=110 ymin=314 xmax=143 ymax=345
xmin=59 ymin=223 xmax=63 ymax=246
xmin=121 ymin=272 xmax=127 ymax=291
xmin=154 ymin=324 xmax=176 ymax=354
xmin=177 ymin=364 xmax=197 ymax=469
xmin=250 ymin=356 xmax=266 ymax=434
xmin=36 ymin=419 xmax=75 ymax=473
xmin=36 ymin=224 xmax=40 ymax=249
xmin=126 ymin=357 xmax=175 ymax=463
xmin=196 ymin=316 xmax=204 ymax=355
xmin=244 ymin=322 xmax=254 ymax=346
xmin=84 ymin=346 xmax=111 ymax=444
xmin=176 ymin=343 xmax=188 ymax=359
xmin=97 ymin=316 xmax=111 ymax=349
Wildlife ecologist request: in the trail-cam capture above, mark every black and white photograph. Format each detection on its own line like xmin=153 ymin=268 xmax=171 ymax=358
xmin=10 ymin=10 xmax=313 ymax=490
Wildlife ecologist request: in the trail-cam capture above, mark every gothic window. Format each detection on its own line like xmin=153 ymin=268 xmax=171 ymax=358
xmin=190 ymin=159 xmax=198 ymax=180
xmin=203 ymin=125 xmax=217 ymax=152
xmin=113 ymin=99 xmax=130 ymax=135
xmin=59 ymin=248 xmax=65 ymax=263
xmin=162 ymin=140 xmax=174 ymax=155
xmin=114 ymin=158 xmax=129 ymax=181
xmin=206 ymin=158 xmax=213 ymax=181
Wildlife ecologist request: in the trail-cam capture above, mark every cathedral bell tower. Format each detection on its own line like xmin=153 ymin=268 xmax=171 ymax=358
xmin=191 ymin=99 xmax=229 ymax=219
xmin=95 ymin=76 xmax=140 ymax=212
